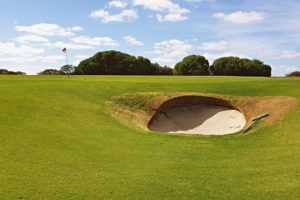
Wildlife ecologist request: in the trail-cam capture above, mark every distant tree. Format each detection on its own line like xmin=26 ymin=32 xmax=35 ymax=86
xmin=211 ymin=57 xmax=272 ymax=77
xmin=11 ymin=71 xmax=26 ymax=75
xmin=38 ymin=69 xmax=65 ymax=75
xmin=127 ymin=57 xmax=158 ymax=75
xmin=61 ymin=65 xmax=75 ymax=78
xmin=155 ymin=65 xmax=174 ymax=75
xmin=0 ymin=69 xmax=9 ymax=75
xmin=286 ymin=71 xmax=300 ymax=77
xmin=0 ymin=69 xmax=26 ymax=75
xmin=174 ymin=55 xmax=210 ymax=75
xmin=76 ymin=50 xmax=173 ymax=75
xmin=77 ymin=51 xmax=133 ymax=75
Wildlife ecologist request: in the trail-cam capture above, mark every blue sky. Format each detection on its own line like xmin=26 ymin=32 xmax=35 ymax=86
xmin=0 ymin=0 xmax=299 ymax=75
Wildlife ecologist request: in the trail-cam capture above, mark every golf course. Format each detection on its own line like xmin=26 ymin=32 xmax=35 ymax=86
xmin=1 ymin=75 xmax=299 ymax=199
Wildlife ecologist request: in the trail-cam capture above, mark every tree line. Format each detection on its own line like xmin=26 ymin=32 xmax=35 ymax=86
xmin=74 ymin=51 xmax=173 ymax=75
xmin=0 ymin=69 xmax=26 ymax=75
xmin=286 ymin=71 xmax=300 ymax=77
xmin=38 ymin=50 xmax=272 ymax=77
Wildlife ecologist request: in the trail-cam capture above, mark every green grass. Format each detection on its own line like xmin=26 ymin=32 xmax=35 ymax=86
xmin=0 ymin=75 xmax=300 ymax=199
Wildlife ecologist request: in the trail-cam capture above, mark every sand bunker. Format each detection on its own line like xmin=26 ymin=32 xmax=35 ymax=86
xmin=108 ymin=93 xmax=297 ymax=135
xmin=149 ymin=104 xmax=246 ymax=135
xmin=148 ymin=96 xmax=246 ymax=135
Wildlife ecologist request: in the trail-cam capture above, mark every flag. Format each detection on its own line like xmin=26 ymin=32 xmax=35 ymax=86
xmin=62 ymin=48 xmax=67 ymax=53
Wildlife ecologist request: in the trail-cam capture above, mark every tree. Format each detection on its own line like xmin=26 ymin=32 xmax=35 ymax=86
xmin=61 ymin=65 xmax=75 ymax=78
xmin=76 ymin=50 xmax=173 ymax=75
xmin=128 ymin=57 xmax=157 ymax=75
xmin=0 ymin=69 xmax=10 ymax=75
xmin=0 ymin=69 xmax=26 ymax=75
xmin=211 ymin=57 xmax=272 ymax=77
xmin=174 ymin=55 xmax=210 ymax=75
xmin=38 ymin=69 xmax=65 ymax=75
xmin=286 ymin=71 xmax=300 ymax=77
xmin=154 ymin=66 xmax=174 ymax=75
xmin=76 ymin=51 xmax=134 ymax=75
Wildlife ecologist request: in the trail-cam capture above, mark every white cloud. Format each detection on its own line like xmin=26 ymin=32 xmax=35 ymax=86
xmin=133 ymin=0 xmax=184 ymax=12
xmin=0 ymin=42 xmax=44 ymax=56
xmin=91 ymin=0 xmax=189 ymax=23
xmin=15 ymin=35 xmax=114 ymax=50
xmin=73 ymin=55 xmax=90 ymax=65
xmin=69 ymin=26 xmax=84 ymax=32
xmin=156 ymin=13 xmax=189 ymax=22
xmin=201 ymin=41 xmax=228 ymax=51
xmin=279 ymin=50 xmax=300 ymax=59
xmin=107 ymin=0 xmax=127 ymax=8
xmin=203 ymin=52 xmax=251 ymax=64
xmin=15 ymin=35 xmax=118 ymax=50
xmin=133 ymin=0 xmax=190 ymax=22
xmin=184 ymin=0 xmax=203 ymax=3
xmin=45 ymin=41 xmax=94 ymax=50
xmin=123 ymin=36 xmax=143 ymax=46
xmin=38 ymin=55 xmax=65 ymax=62
xmin=213 ymin=11 xmax=265 ymax=24
xmin=15 ymin=35 xmax=50 ymax=44
xmin=15 ymin=38 xmax=98 ymax=50
xmin=272 ymin=65 xmax=300 ymax=76
xmin=90 ymin=9 xmax=138 ymax=23
xmin=0 ymin=55 xmax=64 ymax=63
xmin=0 ymin=41 xmax=64 ymax=66
xmin=212 ymin=39 xmax=278 ymax=60
xmin=71 ymin=36 xmax=119 ymax=46
xmin=147 ymin=39 xmax=193 ymax=66
xmin=152 ymin=57 xmax=177 ymax=64
xmin=15 ymin=23 xmax=83 ymax=37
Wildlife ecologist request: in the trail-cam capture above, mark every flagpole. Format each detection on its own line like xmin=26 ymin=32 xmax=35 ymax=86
xmin=65 ymin=50 xmax=69 ymax=66
xmin=62 ymin=48 xmax=70 ymax=79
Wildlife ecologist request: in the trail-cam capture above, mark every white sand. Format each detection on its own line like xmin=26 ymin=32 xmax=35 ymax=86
xmin=149 ymin=104 xmax=246 ymax=135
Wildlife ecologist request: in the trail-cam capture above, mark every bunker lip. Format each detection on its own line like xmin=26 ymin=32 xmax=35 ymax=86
xmin=107 ymin=92 xmax=297 ymax=135
xmin=147 ymin=96 xmax=247 ymax=135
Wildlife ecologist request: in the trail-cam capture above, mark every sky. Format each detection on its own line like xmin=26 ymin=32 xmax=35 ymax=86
xmin=0 ymin=0 xmax=299 ymax=75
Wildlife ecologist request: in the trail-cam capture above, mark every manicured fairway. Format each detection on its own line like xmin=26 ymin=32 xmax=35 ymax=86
xmin=0 ymin=76 xmax=300 ymax=199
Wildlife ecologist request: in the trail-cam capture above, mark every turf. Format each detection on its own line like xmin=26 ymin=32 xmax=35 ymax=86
xmin=0 ymin=76 xmax=300 ymax=199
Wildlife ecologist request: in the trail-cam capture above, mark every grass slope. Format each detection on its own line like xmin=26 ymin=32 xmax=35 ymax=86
xmin=0 ymin=76 xmax=300 ymax=199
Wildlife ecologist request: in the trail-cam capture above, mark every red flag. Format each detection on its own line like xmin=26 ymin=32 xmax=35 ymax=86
xmin=62 ymin=48 xmax=67 ymax=53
